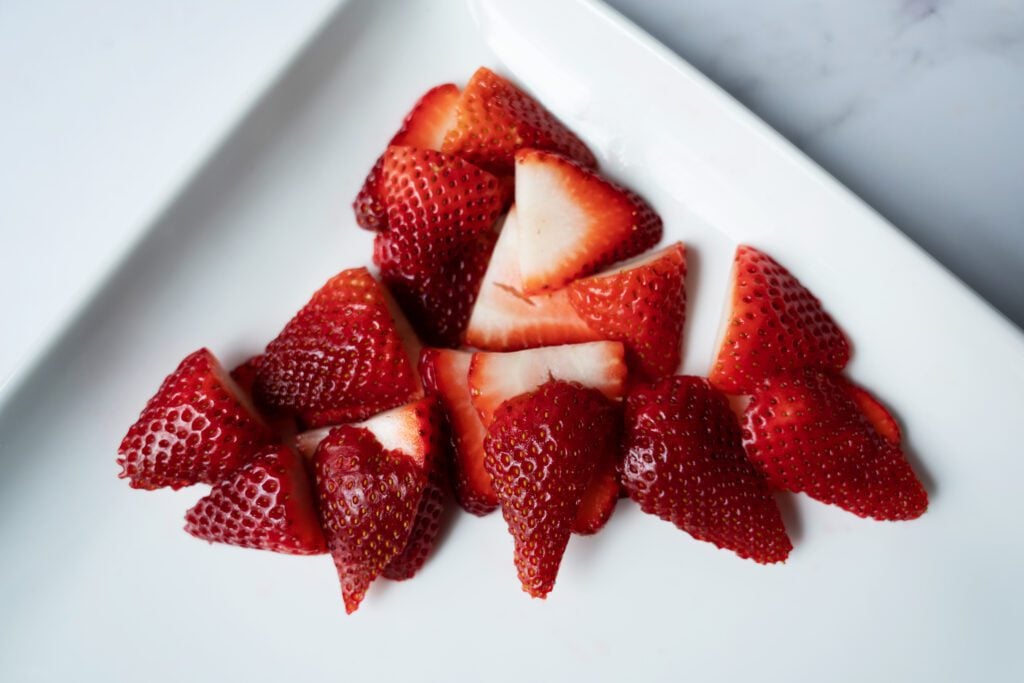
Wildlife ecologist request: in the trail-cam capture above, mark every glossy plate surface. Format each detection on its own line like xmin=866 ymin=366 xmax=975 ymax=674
xmin=1 ymin=1 xmax=1021 ymax=680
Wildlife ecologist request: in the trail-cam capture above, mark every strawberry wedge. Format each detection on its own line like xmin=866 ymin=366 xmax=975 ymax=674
xmin=514 ymin=149 xmax=662 ymax=294
xmin=464 ymin=207 xmax=600 ymax=351
xmin=354 ymin=83 xmax=461 ymax=231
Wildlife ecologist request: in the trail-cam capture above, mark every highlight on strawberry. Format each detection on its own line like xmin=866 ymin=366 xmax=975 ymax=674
xmin=116 ymin=66 xmax=929 ymax=614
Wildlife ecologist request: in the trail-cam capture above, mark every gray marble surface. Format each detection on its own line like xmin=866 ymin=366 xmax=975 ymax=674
xmin=607 ymin=0 xmax=1024 ymax=328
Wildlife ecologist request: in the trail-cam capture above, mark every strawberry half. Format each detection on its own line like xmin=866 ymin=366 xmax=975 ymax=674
xmin=184 ymin=444 xmax=326 ymax=555
xmin=373 ymin=146 xmax=508 ymax=346
xmin=514 ymin=149 xmax=662 ymax=294
xmin=468 ymin=341 xmax=627 ymax=427
xmin=568 ymin=242 xmax=687 ymax=380
xmin=483 ymin=380 xmax=619 ymax=598
xmin=463 ymin=206 xmax=600 ymax=350
xmin=710 ymin=245 xmax=850 ymax=394
xmin=419 ymin=348 xmax=498 ymax=515
xmin=622 ymin=376 xmax=792 ymax=563
xmin=441 ymin=66 xmax=596 ymax=175
xmin=118 ymin=348 xmax=272 ymax=490
xmin=742 ymin=370 xmax=927 ymax=521
xmin=354 ymin=83 xmax=461 ymax=231
xmin=254 ymin=267 xmax=422 ymax=428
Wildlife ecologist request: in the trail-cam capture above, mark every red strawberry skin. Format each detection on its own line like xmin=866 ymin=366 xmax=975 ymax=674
xmin=231 ymin=355 xmax=298 ymax=438
xmin=568 ymin=243 xmax=687 ymax=380
xmin=314 ymin=425 xmax=426 ymax=613
xmin=118 ymin=348 xmax=272 ymax=490
xmin=382 ymin=395 xmax=451 ymax=581
xmin=742 ymin=370 xmax=927 ymax=521
xmin=710 ymin=245 xmax=850 ymax=394
xmin=622 ymin=376 xmax=791 ymax=564
xmin=419 ymin=348 xmax=498 ymax=515
xmin=572 ymin=453 xmax=621 ymax=535
xmin=254 ymin=267 xmax=421 ymax=427
xmin=185 ymin=444 xmax=326 ymax=555
xmin=441 ymin=67 xmax=597 ymax=175
xmin=374 ymin=145 xmax=509 ymax=346
xmin=515 ymin=149 xmax=663 ymax=294
xmin=354 ymin=83 xmax=461 ymax=231
xmin=483 ymin=380 xmax=618 ymax=598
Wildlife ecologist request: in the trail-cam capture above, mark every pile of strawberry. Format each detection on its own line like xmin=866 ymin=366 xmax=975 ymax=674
xmin=117 ymin=67 xmax=927 ymax=613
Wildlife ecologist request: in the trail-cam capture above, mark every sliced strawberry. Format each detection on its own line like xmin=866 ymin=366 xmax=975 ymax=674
xmin=419 ymin=348 xmax=498 ymax=515
xmin=314 ymin=425 xmax=426 ymax=613
xmin=623 ymin=376 xmax=792 ymax=563
xmin=184 ymin=444 xmax=326 ymax=555
xmin=118 ymin=348 xmax=272 ymax=490
xmin=441 ymin=66 xmax=596 ymax=175
xmin=463 ymin=206 xmax=600 ymax=350
xmin=298 ymin=396 xmax=449 ymax=581
xmin=231 ymin=355 xmax=298 ymax=439
xmin=372 ymin=146 xmax=508 ymax=346
xmin=573 ymin=456 xmax=621 ymax=535
xmin=468 ymin=341 xmax=627 ymax=427
xmin=742 ymin=370 xmax=927 ymax=521
xmin=483 ymin=380 xmax=618 ymax=598
xmin=254 ymin=267 xmax=422 ymax=428
xmin=514 ymin=149 xmax=662 ymax=294
xmin=710 ymin=245 xmax=850 ymax=394
xmin=847 ymin=383 xmax=902 ymax=444
xmin=354 ymin=83 xmax=461 ymax=231
xmin=568 ymin=242 xmax=687 ymax=380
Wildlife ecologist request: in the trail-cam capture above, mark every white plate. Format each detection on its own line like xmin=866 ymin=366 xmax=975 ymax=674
xmin=2 ymin=1 xmax=1022 ymax=681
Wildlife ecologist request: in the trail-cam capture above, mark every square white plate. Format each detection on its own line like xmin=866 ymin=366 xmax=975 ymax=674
xmin=2 ymin=1 xmax=1022 ymax=681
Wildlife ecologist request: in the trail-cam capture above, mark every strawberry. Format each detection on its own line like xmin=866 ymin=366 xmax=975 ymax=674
xmin=372 ymin=146 xmax=508 ymax=346
xmin=464 ymin=207 xmax=600 ymax=350
xmin=483 ymin=380 xmax=619 ymax=597
xmin=568 ymin=242 xmax=687 ymax=380
xmin=354 ymin=83 xmax=461 ymax=231
xmin=254 ymin=267 xmax=422 ymax=428
xmin=419 ymin=348 xmax=498 ymax=515
xmin=441 ymin=66 xmax=596 ymax=175
xmin=573 ymin=454 xmax=621 ymax=535
xmin=118 ymin=348 xmax=272 ymax=490
xmin=847 ymin=383 xmax=902 ymax=444
xmin=300 ymin=396 xmax=449 ymax=583
xmin=514 ymin=149 xmax=662 ymax=294
xmin=710 ymin=245 xmax=850 ymax=394
xmin=742 ymin=370 xmax=927 ymax=521
xmin=468 ymin=341 xmax=627 ymax=427
xmin=622 ymin=376 xmax=792 ymax=563
xmin=184 ymin=444 xmax=326 ymax=555
xmin=314 ymin=425 xmax=426 ymax=613
xmin=231 ymin=355 xmax=298 ymax=439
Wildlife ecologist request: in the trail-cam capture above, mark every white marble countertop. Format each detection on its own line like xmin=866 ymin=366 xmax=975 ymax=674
xmin=2 ymin=0 xmax=1021 ymax=391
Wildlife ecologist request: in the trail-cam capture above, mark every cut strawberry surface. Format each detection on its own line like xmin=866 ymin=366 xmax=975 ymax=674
xmin=419 ymin=348 xmax=498 ymax=515
xmin=710 ymin=245 xmax=850 ymax=394
xmin=573 ymin=457 xmax=621 ymax=536
xmin=254 ymin=267 xmax=422 ymax=428
xmin=742 ymin=370 xmax=927 ymax=521
xmin=568 ymin=242 xmax=687 ymax=380
xmin=484 ymin=380 xmax=618 ymax=598
xmin=464 ymin=207 xmax=600 ymax=350
xmin=514 ymin=149 xmax=662 ymax=294
xmin=468 ymin=341 xmax=627 ymax=427
xmin=441 ymin=66 xmax=596 ymax=175
xmin=185 ymin=444 xmax=326 ymax=555
xmin=848 ymin=383 xmax=902 ymax=445
xmin=354 ymin=83 xmax=461 ymax=231
xmin=118 ymin=348 xmax=273 ymax=490
xmin=622 ymin=376 xmax=792 ymax=564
